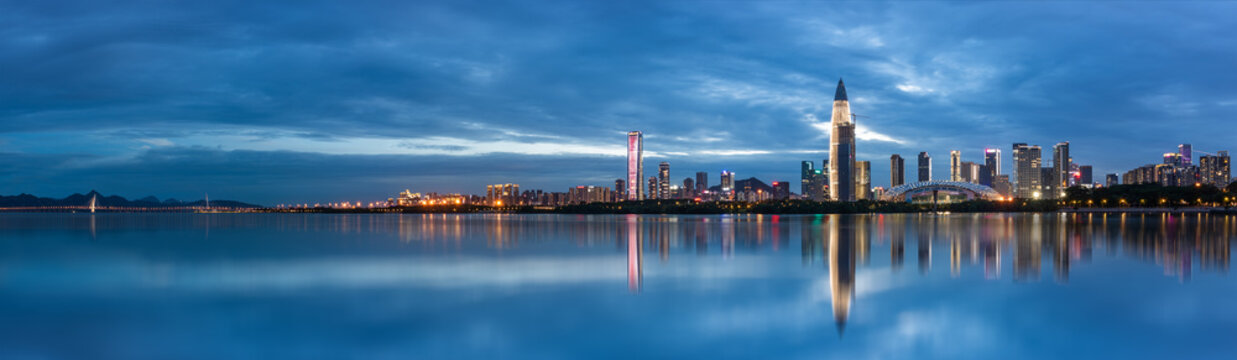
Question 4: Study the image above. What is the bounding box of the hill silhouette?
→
[0,190,263,208]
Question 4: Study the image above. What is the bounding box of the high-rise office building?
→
[1079,165,1092,186]
[828,79,856,202]
[958,161,982,184]
[918,152,931,182]
[984,148,1000,186]
[1163,152,1182,166]
[809,169,827,201]
[720,171,735,199]
[950,151,962,181]
[1013,143,1042,199]
[856,161,871,200]
[614,179,625,198]
[647,177,658,199]
[626,131,643,200]
[1106,174,1119,187]
[695,171,708,194]
[1052,142,1070,197]
[682,177,694,198]
[1200,151,1231,187]
[890,154,905,188]
[1040,167,1055,198]
[658,162,670,199]
[1179,144,1193,167]
[486,184,520,206]
[801,161,815,195]
[977,164,992,186]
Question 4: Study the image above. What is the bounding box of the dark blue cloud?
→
[2,0,1236,202]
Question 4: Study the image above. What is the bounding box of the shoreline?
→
[6,207,1235,215]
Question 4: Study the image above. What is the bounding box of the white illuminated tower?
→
[828,79,855,202]
[626,131,643,200]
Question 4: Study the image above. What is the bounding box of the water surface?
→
[0,213,1233,359]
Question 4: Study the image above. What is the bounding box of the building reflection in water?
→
[827,215,856,335]
[627,215,642,294]
[369,212,1233,323]
[917,214,931,274]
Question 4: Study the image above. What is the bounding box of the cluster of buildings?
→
[620,133,793,203]
[389,189,475,207]
[1121,144,1231,188]
[378,80,1233,208]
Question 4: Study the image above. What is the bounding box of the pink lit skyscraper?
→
[626,131,643,200]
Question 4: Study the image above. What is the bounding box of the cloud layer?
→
[2,1,1236,203]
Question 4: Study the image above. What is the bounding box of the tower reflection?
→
[827,215,856,335]
[627,215,642,294]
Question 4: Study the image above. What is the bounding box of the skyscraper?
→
[614,179,625,198]
[1013,143,1042,199]
[918,152,931,182]
[1052,142,1070,197]
[1040,167,1055,197]
[828,79,856,202]
[808,169,827,201]
[720,171,735,199]
[856,161,871,200]
[950,150,962,181]
[695,171,708,194]
[626,131,643,200]
[890,154,905,188]
[1079,165,1092,186]
[647,177,658,199]
[801,161,815,196]
[1200,151,1231,187]
[959,161,980,183]
[682,177,694,198]
[1179,144,1193,167]
[984,148,1000,186]
[658,162,670,199]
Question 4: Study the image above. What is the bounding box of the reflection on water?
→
[0,213,1233,359]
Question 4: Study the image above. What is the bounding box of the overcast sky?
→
[2,0,1236,204]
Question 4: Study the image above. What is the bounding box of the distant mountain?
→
[0,190,263,208]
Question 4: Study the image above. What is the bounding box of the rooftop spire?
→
[834,78,848,101]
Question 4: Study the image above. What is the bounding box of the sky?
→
[2,0,1236,205]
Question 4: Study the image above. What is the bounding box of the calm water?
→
[0,213,1234,359]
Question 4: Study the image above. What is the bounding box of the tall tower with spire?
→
[828,79,856,202]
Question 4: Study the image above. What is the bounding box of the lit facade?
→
[1052,142,1070,198]
[486,183,520,206]
[828,79,856,202]
[658,162,670,199]
[1200,151,1231,187]
[984,148,1000,187]
[1179,144,1193,166]
[856,161,871,200]
[568,185,611,204]
[1012,143,1042,199]
[626,131,643,200]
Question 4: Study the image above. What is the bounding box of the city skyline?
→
[2,1,1237,204]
